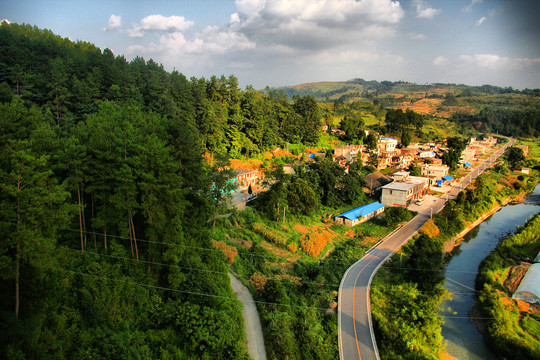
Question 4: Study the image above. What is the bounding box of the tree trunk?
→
[129,213,139,261]
[77,188,84,253]
[128,217,134,258]
[80,185,87,248]
[103,228,107,249]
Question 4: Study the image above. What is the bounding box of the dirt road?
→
[228,273,267,360]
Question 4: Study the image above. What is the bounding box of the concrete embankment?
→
[443,196,524,253]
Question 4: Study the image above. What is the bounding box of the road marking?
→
[352,254,379,359]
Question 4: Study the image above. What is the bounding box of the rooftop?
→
[336,202,385,221]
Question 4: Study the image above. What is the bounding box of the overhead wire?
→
[66,228,486,275]
[64,247,480,296]
[58,268,497,320]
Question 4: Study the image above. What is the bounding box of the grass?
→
[517,139,540,162]
[521,314,540,341]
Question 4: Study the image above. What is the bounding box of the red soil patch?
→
[261,241,300,263]
[515,299,532,312]
[229,159,258,170]
[294,224,310,234]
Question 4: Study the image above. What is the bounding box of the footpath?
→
[228,273,267,360]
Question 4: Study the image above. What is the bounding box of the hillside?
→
[275,79,540,120]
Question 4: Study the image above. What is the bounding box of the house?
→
[236,168,263,188]
[378,137,398,153]
[365,172,392,193]
[380,172,430,207]
[421,164,449,180]
[461,148,476,163]
[334,145,363,163]
[335,202,385,227]
[377,152,394,169]
[419,150,437,159]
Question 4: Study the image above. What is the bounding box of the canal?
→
[441,183,540,360]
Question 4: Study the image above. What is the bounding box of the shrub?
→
[212,240,238,264]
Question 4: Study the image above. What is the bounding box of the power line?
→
[57,268,495,320]
[65,247,479,296]
[66,228,269,260]
[64,248,341,288]
[66,228,485,274]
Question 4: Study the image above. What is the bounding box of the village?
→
[228,133,526,227]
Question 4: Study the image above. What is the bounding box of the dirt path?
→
[228,273,267,360]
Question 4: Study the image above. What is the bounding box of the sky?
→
[2,0,540,89]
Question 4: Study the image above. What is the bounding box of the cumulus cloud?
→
[433,56,448,66]
[414,0,441,19]
[127,25,255,65]
[231,0,404,50]
[104,15,121,31]
[128,15,194,37]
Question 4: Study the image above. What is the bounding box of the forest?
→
[1,21,540,359]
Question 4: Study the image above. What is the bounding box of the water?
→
[441,183,540,360]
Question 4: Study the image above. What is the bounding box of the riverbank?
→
[443,192,530,254]
[473,209,540,359]
[441,181,540,360]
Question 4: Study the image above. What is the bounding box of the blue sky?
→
[2,0,539,89]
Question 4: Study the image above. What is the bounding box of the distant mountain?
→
[273,79,537,102]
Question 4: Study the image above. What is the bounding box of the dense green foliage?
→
[476,214,540,359]
[0,22,324,160]
[452,106,540,138]
[0,23,252,359]
[382,206,414,228]
[256,158,368,220]
[371,233,447,359]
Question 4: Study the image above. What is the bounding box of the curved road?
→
[338,138,514,360]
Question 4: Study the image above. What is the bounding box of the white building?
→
[421,164,449,180]
[378,137,398,153]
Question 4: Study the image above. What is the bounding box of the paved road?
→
[338,138,514,360]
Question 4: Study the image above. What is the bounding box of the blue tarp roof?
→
[443,175,454,181]
[337,202,384,221]
[309,153,315,158]
[464,162,471,167]
[436,180,443,186]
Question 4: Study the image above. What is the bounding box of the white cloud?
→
[184,26,256,54]
[475,16,487,26]
[232,0,404,50]
[104,15,121,31]
[433,56,448,66]
[1,19,12,25]
[128,15,194,37]
[414,0,441,19]
[434,54,540,71]
[462,0,482,13]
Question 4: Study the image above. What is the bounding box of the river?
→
[441,183,540,360]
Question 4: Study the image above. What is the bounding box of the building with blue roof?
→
[335,202,385,227]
